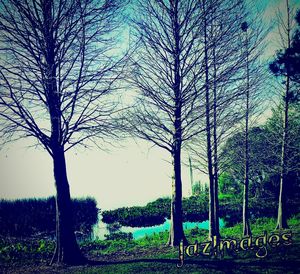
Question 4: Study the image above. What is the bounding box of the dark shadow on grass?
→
[86,257,300,273]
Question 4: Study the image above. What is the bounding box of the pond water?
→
[92,218,225,240]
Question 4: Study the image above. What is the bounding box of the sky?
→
[0,0,300,211]
[0,138,180,210]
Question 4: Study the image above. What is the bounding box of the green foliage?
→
[191,181,200,195]
[265,104,300,175]
[1,216,299,269]
[0,197,98,237]
[102,195,211,226]
[101,194,244,228]
[80,239,110,253]
[220,127,275,192]
[104,232,133,241]
[219,173,241,195]
[101,190,299,228]
[220,105,300,212]
[263,104,300,203]
[191,181,208,196]
[106,222,122,234]
[0,238,55,262]
[270,9,300,88]
[135,231,169,247]
[102,198,170,227]
[182,195,209,222]
[73,197,99,235]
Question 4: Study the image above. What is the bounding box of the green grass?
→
[1,216,299,273]
[70,262,225,274]
[2,215,298,259]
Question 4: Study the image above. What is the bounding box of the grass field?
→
[0,216,299,273]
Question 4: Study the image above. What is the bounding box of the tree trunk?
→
[51,146,86,264]
[41,0,86,264]
[243,181,251,236]
[167,150,187,246]
[167,0,186,247]
[243,28,252,237]
[276,76,290,230]
[189,156,194,196]
[203,0,219,241]
[212,40,220,239]
[243,109,251,236]
[276,0,290,230]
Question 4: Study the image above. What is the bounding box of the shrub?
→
[0,197,99,237]
[104,232,133,241]
[102,198,170,227]
[101,193,300,228]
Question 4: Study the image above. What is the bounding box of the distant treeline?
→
[0,197,98,237]
[102,194,299,227]
[101,196,211,226]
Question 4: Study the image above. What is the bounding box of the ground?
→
[1,217,299,273]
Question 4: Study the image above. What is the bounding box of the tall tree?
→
[201,0,218,241]
[127,0,205,246]
[220,107,300,211]
[188,0,266,241]
[239,14,266,236]
[269,0,297,230]
[189,0,248,240]
[241,21,252,237]
[0,0,124,264]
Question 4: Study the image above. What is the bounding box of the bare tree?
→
[240,20,254,237]
[269,0,298,230]
[187,0,248,241]
[0,0,125,264]
[126,0,206,246]
[205,0,267,240]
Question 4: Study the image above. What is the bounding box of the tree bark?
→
[276,0,291,230]
[243,28,252,237]
[167,149,187,246]
[203,0,219,241]
[167,0,186,246]
[189,156,194,196]
[42,0,85,263]
[276,75,290,230]
[212,40,220,239]
[51,146,86,265]
[243,112,251,236]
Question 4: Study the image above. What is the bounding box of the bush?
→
[0,197,99,237]
[182,195,209,222]
[0,237,55,262]
[102,196,210,226]
[104,232,133,241]
[101,193,300,228]
[102,198,170,227]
